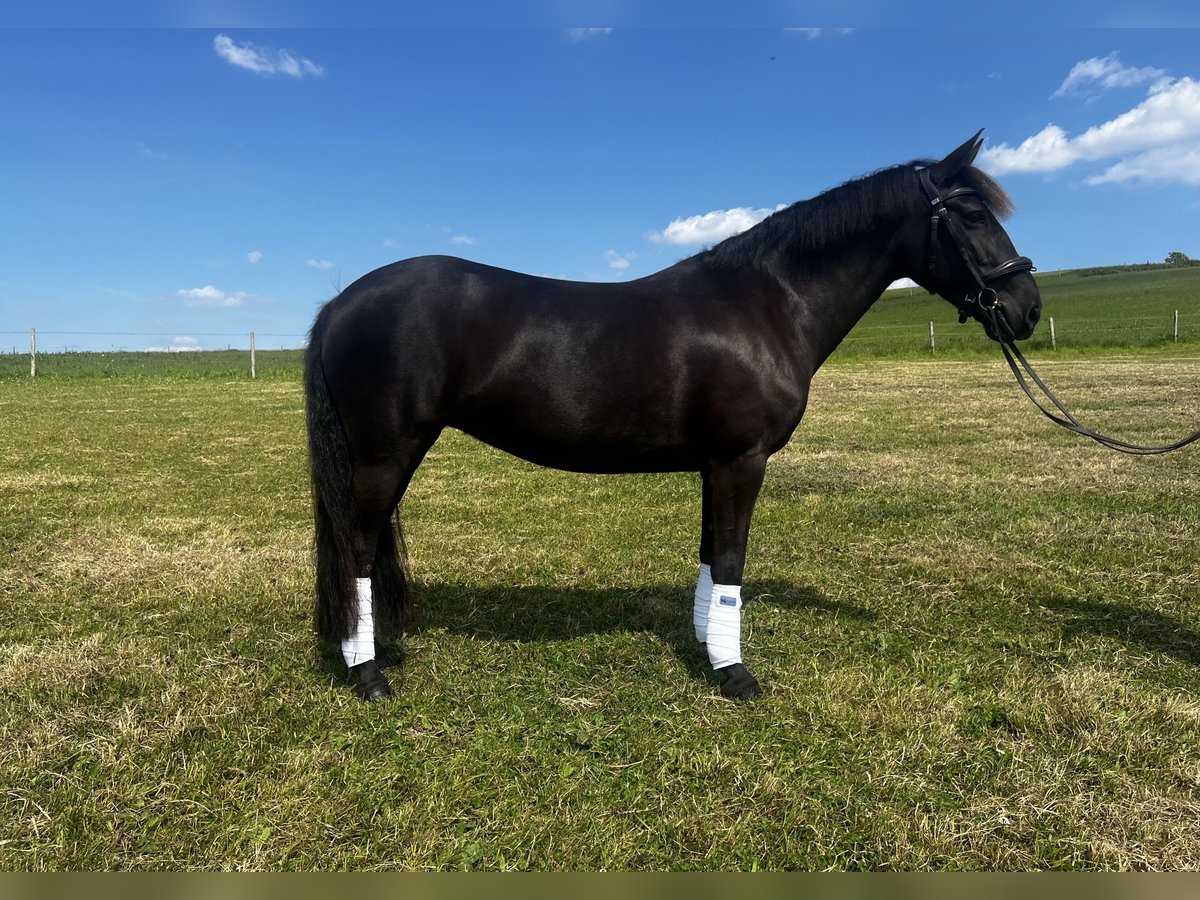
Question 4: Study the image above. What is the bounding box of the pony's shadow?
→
[1042,594,1200,668]
[390,578,875,683]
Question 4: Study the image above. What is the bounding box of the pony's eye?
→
[964,211,989,227]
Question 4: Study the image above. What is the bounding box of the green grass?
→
[0,349,304,381]
[2,347,1199,870]
[842,266,1200,357]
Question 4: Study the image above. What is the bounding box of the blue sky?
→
[2,27,1199,352]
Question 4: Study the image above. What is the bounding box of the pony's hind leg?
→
[343,430,440,701]
[368,429,439,659]
[341,457,405,700]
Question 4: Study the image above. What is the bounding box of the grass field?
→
[846,265,1200,356]
[0,349,305,382]
[2,340,1198,869]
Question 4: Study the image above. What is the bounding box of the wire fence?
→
[836,311,1189,357]
[0,330,306,379]
[0,310,1193,378]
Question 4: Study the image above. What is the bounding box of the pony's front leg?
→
[702,453,767,700]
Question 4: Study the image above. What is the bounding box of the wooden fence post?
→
[250,331,256,379]
[928,321,935,353]
[1175,310,1180,343]
[30,328,36,378]
[1049,316,1056,351]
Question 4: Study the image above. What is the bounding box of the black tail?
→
[304,303,409,644]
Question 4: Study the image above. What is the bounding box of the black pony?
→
[304,132,1042,701]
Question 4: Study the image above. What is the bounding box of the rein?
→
[919,167,1200,456]
[985,304,1200,456]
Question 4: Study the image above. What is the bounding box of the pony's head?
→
[912,131,1042,342]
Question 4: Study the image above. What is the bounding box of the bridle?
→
[919,166,1200,456]
[918,166,1035,326]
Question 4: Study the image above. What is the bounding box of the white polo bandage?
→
[693,563,713,642]
[340,577,375,668]
[706,583,742,669]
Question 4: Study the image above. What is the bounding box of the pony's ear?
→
[929,129,985,183]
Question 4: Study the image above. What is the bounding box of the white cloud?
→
[978,124,1078,174]
[604,250,636,270]
[566,28,612,42]
[437,226,475,245]
[214,34,324,78]
[1086,145,1200,185]
[246,250,263,263]
[979,75,1200,185]
[1054,52,1167,97]
[649,204,786,246]
[148,336,203,352]
[1074,77,1200,157]
[306,258,335,269]
[137,141,167,160]
[177,285,248,307]
[785,28,854,39]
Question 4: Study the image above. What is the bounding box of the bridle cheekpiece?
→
[918,166,1035,326]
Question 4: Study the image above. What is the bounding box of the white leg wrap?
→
[706,583,742,670]
[340,577,375,668]
[693,563,713,642]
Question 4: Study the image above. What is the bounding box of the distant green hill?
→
[840,264,1200,357]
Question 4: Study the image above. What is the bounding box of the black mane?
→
[703,161,1014,268]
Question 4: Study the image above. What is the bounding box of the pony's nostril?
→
[1027,306,1041,327]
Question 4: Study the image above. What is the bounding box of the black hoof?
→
[349,660,393,701]
[717,663,762,701]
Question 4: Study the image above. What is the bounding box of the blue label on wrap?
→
[719,595,737,607]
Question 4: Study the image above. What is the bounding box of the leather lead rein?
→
[919,166,1199,456]
[993,307,1200,456]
